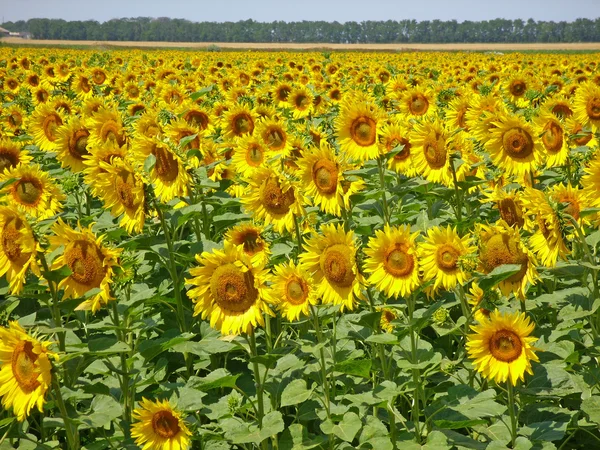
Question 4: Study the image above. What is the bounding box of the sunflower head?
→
[466,310,539,386]
[131,398,191,450]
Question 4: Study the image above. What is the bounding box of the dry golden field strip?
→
[2,36,600,50]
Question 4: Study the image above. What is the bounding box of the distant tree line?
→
[2,17,600,43]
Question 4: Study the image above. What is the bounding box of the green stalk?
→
[377,156,390,224]
[293,214,303,253]
[52,375,79,450]
[507,382,518,448]
[39,254,65,352]
[111,302,131,428]
[449,156,463,225]
[407,295,422,443]
[248,328,268,450]
[310,304,331,418]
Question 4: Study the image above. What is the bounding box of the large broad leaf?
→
[477,264,522,291]
[581,396,600,425]
[280,379,313,407]
[221,411,284,444]
[332,359,372,378]
[320,412,363,442]
[280,423,327,450]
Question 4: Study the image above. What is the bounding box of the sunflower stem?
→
[247,327,269,450]
[449,155,463,225]
[52,375,79,450]
[293,214,303,253]
[506,381,518,448]
[111,301,131,429]
[310,304,331,419]
[407,294,422,444]
[377,156,390,224]
[39,253,65,352]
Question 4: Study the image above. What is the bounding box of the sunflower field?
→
[1,47,600,450]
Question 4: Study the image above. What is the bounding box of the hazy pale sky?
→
[1,0,599,23]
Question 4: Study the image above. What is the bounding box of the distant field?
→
[2,37,600,50]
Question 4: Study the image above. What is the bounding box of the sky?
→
[1,0,599,24]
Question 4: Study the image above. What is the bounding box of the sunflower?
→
[288,85,314,119]
[94,158,146,234]
[49,219,122,313]
[186,241,274,335]
[0,164,64,220]
[255,117,292,156]
[29,103,64,152]
[466,282,492,324]
[466,310,539,386]
[131,398,191,450]
[411,118,452,185]
[0,207,41,294]
[521,188,569,267]
[134,110,163,139]
[445,94,473,132]
[398,86,436,119]
[482,187,526,228]
[544,94,574,119]
[178,102,214,133]
[54,117,91,172]
[477,221,538,299]
[31,87,50,106]
[485,114,543,178]
[0,138,32,173]
[83,141,129,197]
[533,111,568,168]
[548,182,589,228]
[221,104,256,141]
[419,225,476,293]
[231,135,272,179]
[379,121,416,177]
[299,223,365,311]
[242,167,304,234]
[0,322,55,422]
[132,137,190,202]
[272,81,293,107]
[363,224,420,299]
[3,105,26,136]
[224,222,270,267]
[335,94,383,162]
[72,72,94,99]
[87,106,128,148]
[296,140,346,216]
[565,116,597,148]
[573,81,600,132]
[379,307,399,333]
[164,117,201,151]
[267,260,318,321]
[504,75,529,107]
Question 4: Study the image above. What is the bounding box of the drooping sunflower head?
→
[49,219,122,313]
[0,321,55,421]
[29,103,64,152]
[335,93,383,162]
[482,187,526,228]
[221,103,256,140]
[256,117,291,155]
[0,138,32,173]
[186,241,274,335]
[380,121,416,176]
[242,167,304,234]
[466,309,539,386]
[411,118,452,185]
[224,222,270,267]
[0,206,40,294]
[131,398,191,450]
[54,117,91,172]
[0,164,64,220]
[299,223,365,311]
[573,81,600,132]
[476,221,538,298]
[363,224,420,299]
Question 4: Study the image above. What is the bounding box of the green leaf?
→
[221,411,284,444]
[333,359,372,378]
[320,412,362,442]
[144,153,156,172]
[519,421,567,442]
[280,379,313,407]
[280,423,327,450]
[179,133,198,148]
[581,396,600,425]
[139,333,195,360]
[190,369,240,391]
[477,264,521,291]
[79,395,122,429]
[190,84,214,100]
